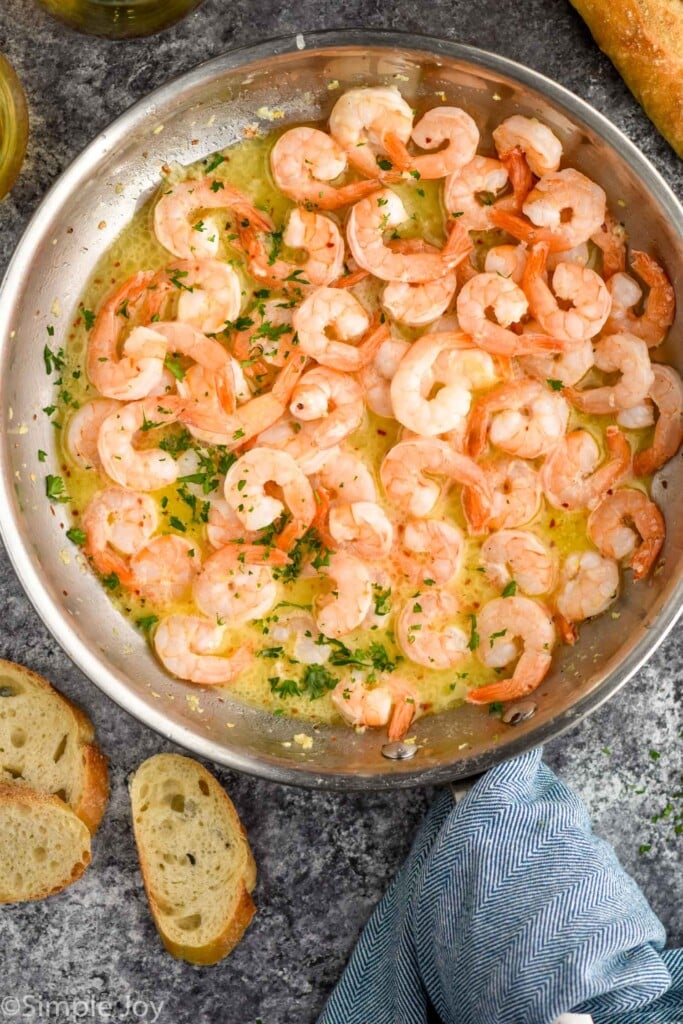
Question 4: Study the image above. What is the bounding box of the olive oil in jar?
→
[36,0,204,39]
[0,54,28,201]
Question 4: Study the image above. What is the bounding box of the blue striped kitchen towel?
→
[317,748,683,1024]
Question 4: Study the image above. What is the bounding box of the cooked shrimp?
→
[456,273,560,356]
[390,332,497,436]
[590,211,627,279]
[97,396,187,492]
[466,596,555,704]
[86,273,167,400]
[480,529,556,595]
[206,499,252,549]
[541,426,631,511]
[395,518,464,586]
[358,336,411,417]
[546,242,590,272]
[443,156,509,231]
[633,365,683,476]
[176,361,247,445]
[153,177,272,260]
[153,614,250,685]
[397,590,468,669]
[240,209,345,289]
[164,259,242,334]
[463,457,541,534]
[193,544,287,624]
[328,501,393,559]
[518,337,594,387]
[331,678,393,730]
[331,678,421,740]
[484,244,527,284]
[380,438,492,518]
[566,333,654,413]
[315,551,373,637]
[492,115,562,178]
[66,398,120,471]
[293,286,389,371]
[151,320,235,379]
[382,241,459,325]
[617,402,655,430]
[384,106,479,179]
[522,243,612,343]
[556,551,619,622]
[318,451,377,504]
[605,251,675,347]
[224,447,315,539]
[491,168,606,252]
[467,378,569,459]
[346,189,470,283]
[181,352,306,448]
[328,86,414,178]
[289,367,364,448]
[588,489,665,580]
[256,417,340,475]
[81,487,158,583]
[270,126,381,209]
[232,298,295,371]
[129,535,198,605]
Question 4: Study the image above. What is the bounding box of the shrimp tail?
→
[313,179,383,210]
[443,220,474,266]
[554,612,578,646]
[490,209,567,253]
[466,651,551,704]
[311,486,338,552]
[358,317,391,367]
[383,132,413,171]
[331,267,371,289]
[499,148,534,211]
[387,696,416,741]
[590,212,627,279]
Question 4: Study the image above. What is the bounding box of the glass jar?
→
[36,0,205,39]
[0,54,28,201]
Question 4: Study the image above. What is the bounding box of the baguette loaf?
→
[0,659,109,834]
[0,784,91,903]
[569,0,683,157]
[130,753,256,965]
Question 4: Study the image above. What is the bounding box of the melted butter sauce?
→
[54,128,654,728]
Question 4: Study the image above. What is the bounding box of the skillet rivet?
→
[502,702,538,726]
[381,741,419,760]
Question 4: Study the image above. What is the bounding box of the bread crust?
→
[569,0,683,157]
[0,784,91,903]
[0,658,109,834]
[130,753,257,965]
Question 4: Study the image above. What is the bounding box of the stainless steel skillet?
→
[0,30,681,788]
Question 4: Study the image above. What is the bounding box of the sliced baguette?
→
[129,753,256,966]
[0,784,91,903]
[569,0,683,157]
[0,659,109,834]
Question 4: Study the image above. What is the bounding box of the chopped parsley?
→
[136,615,159,632]
[43,345,65,375]
[372,583,392,617]
[501,580,517,598]
[467,614,480,651]
[65,527,86,546]
[164,354,186,381]
[546,378,564,391]
[45,475,69,503]
[204,153,225,173]
[81,306,96,330]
